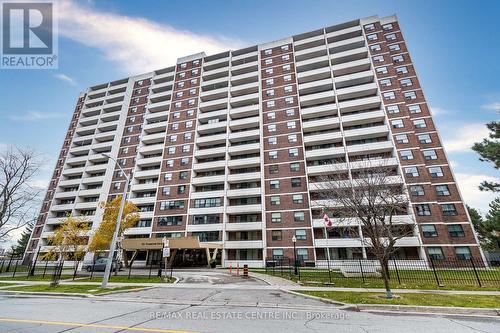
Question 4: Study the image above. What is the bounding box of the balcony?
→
[197,121,227,134]
[225,222,263,231]
[302,116,339,132]
[296,66,331,84]
[198,109,227,121]
[341,110,385,126]
[294,45,328,61]
[196,133,227,146]
[224,240,263,249]
[226,204,262,214]
[332,58,371,77]
[330,46,368,65]
[303,131,342,145]
[229,129,260,142]
[124,226,152,236]
[300,103,337,119]
[226,187,262,198]
[191,174,225,184]
[349,157,399,170]
[229,92,259,108]
[334,70,374,89]
[200,87,228,101]
[194,146,226,158]
[229,104,260,119]
[81,176,105,184]
[229,116,259,130]
[192,160,226,171]
[186,223,223,232]
[299,90,336,108]
[85,162,110,173]
[227,156,260,168]
[141,132,165,145]
[230,81,259,97]
[338,95,381,113]
[74,201,99,210]
[346,140,394,154]
[133,168,161,179]
[136,155,162,166]
[329,35,365,53]
[199,98,228,112]
[188,206,224,215]
[147,100,170,112]
[305,146,345,160]
[138,143,164,155]
[129,196,157,206]
[314,238,363,247]
[143,120,168,133]
[343,124,389,140]
[58,178,81,187]
[227,171,261,183]
[307,163,348,175]
[191,190,224,199]
[336,82,378,101]
[130,182,158,192]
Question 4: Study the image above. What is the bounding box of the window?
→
[270,196,280,205]
[191,69,198,75]
[164,173,172,181]
[194,198,221,208]
[292,194,303,204]
[175,102,181,108]
[281,54,290,61]
[284,85,293,93]
[410,185,425,196]
[409,105,422,114]
[418,134,432,144]
[288,134,297,143]
[395,134,409,144]
[166,160,174,168]
[290,162,300,172]
[265,68,273,75]
[178,82,185,88]
[396,66,408,74]
[168,147,176,155]
[387,105,400,114]
[271,212,282,223]
[392,55,404,63]
[269,165,279,174]
[413,119,426,128]
[266,89,275,97]
[283,64,291,71]
[270,180,280,189]
[380,78,392,87]
[455,247,471,260]
[429,166,443,178]
[389,44,401,51]
[173,112,180,119]
[184,132,192,140]
[272,230,282,241]
[297,249,308,260]
[269,151,278,159]
[422,225,438,238]
[182,145,190,153]
[127,126,133,133]
[188,99,195,106]
[281,44,289,51]
[383,91,396,100]
[172,123,179,130]
[186,120,193,128]
[295,229,306,240]
[189,88,196,95]
[441,203,458,216]
[264,48,272,55]
[122,147,129,154]
[370,44,381,51]
[157,216,183,226]
[265,58,272,65]
[187,109,195,116]
[176,91,183,98]
[113,182,121,190]
[181,158,189,166]
[294,211,305,222]
[373,55,384,62]
[367,33,378,41]
[286,108,295,117]
[159,200,185,210]
[400,150,414,160]
[289,148,299,157]
[400,78,412,87]
[382,23,393,30]
[272,249,284,258]
[423,150,437,160]
[385,33,397,41]
[180,62,187,69]
[364,23,375,31]
[404,91,417,100]
[405,166,419,177]
[268,137,277,145]
[285,96,294,104]
[435,185,450,196]
[287,121,296,129]
[179,171,189,179]
[416,204,431,216]
[376,66,388,74]
[266,78,274,86]
[266,112,276,121]
[291,178,301,187]
[193,59,199,65]
[391,119,404,128]
[170,135,177,142]
[162,186,170,196]
[428,247,444,260]
[266,100,275,108]
[284,74,292,82]
[448,224,465,237]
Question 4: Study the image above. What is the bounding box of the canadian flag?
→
[323,212,333,228]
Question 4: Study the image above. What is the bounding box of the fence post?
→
[393,259,401,285]
[6,256,13,272]
[148,259,153,279]
[90,260,95,280]
[170,262,173,280]
[43,261,48,278]
[470,258,482,287]
[359,259,365,283]
[128,263,132,279]
[430,257,441,287]
[0,260,4,273]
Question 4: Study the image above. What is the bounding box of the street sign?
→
[162,248,170,258]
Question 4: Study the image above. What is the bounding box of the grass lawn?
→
[0,275,75,281]
[298,291,500,308]
[0,282,18,287]
[253,269,500,291]
[2,284,147,295]
[83,275,175,283]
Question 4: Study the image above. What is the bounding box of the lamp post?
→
[101,153,131,288]
[292,235,298,275]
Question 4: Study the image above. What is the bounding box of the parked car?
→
[83,258,123,272]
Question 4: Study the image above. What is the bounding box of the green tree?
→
[472,120,499,192]
[467,206,487,245]
[12,221,33,255]
[483,198,500,250]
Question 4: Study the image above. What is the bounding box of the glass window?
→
[428,247,444,260]
[392,55,404,63]
[404,166,419,177]
[294,211,305,222]
[413,119,426,128]
[265,68,273,75]
[284,85,293,93]
[272,230,282,241]
[268,137,277,145]
[422,225,438,238]
[283,64,291,71]
[168,147,176,155]
[266,100,275,108]
[266,89,275,96]
[376,66,388,74]
[270,180,280,189]
[287,121,296,129]
[284,74,292,81]
[286,108,295,117]
[435,185,450,196]
[271,212,281,223]
[292,194,303,204]
[182,145,190,153]
[370,44,381,51]
[410,185,425,196]
[269,165,279,174]
[270,196,280,205]
[409,105,422,114]
[448,224,465,237]
[290,162,300,172]
[297,249,308,260]
[423,150,437,160]
[418,134,432,144]
[272,249,283,258]
[166,160,174,167]
[404,91,417,100]
[389,44,401,51]
[383,91,396,100]
[269,151,278,159]
[455,247,471,260]
[429,166,443,177]
[391,119,404,128]
[441,204,458,216]
[400,78,412,87]
[387,105,400,114]
[265,58,272,65]
[373,55,384,62]
[385,33,397,41]
[291,178,301,187]
[396,66,408,74]
[281,45,289,51]
[367,33,378,41]
[264,48,272,55]
[164,173,172,181]
[288,134,297,143]
[281,54,290,61]
[268,124,276,132]
[267,112,276,120]
[289,148,299,157]
[364,23,375,31]
[382,23,393,30]
[400,150,414,160]
[266,78,274,86]
[416,204,431,216]
[285,96,294,104]
[380,78,391,87]
[395,134,409,144]
[295,229,306,240]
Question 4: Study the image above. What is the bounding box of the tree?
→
[472,120,499,192]
[483,198,500,250]
[467,206,487,245]
[41,216,91,262]
[12,220,34,255]
[0,146,42,241]
[316,162,414,299]
[88,196,139,256]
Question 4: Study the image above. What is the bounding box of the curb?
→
[0,285,152,298]
[286,290,500,317]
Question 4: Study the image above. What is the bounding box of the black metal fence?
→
[0,257,175,282]
[265,258,500,288]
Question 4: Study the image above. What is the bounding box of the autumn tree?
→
[316,162,414,299]
[472,120,499,192]
[88,196,139,258]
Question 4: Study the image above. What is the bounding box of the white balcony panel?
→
[331,57,371,76]
[329,36,365,51]
[226,204,262,214]
[62,166,85,176]
[192,160,226,172]
[191,175,225,185]
[229,104,260,118]
[197,121,227,134]
[74,202,98,210]
[299,90,335,107]
[341,110,385,125]
[81,176,105,184]
[85,162,110,173]
[231,50,258,61]
[305,147,345,159]
[51,203,75,211]
[294,34,325,47]
[129,196,156,205]
[225,222,263,231]
[130,183,159,192]
[294,44,328,58]
[136,156,162,166]
[124,227,152,236]
[198,109,228,120]
[326,25,362,38]
[139,143,164,154]
[343,124,389,140]
[348,157,398,170]
[228,129,260,142]
[336,82,378,100]
[58,178,81,187]
[194,146,226,158]
[54,190,78,199]
[229,116,259,130]
[186,224,223,232]
[302,117,339,132]
[188,206,224,215]
[225,240,263,249]
[133,169,161,179]
[300,103,337,119]
[338,95,381,113]
[227,172,261,183]
[141,132,165,144]
[147,100,170,112]
[226,187,262,198]
[307,163,348,176]
[228,142,260,155]
[196,133,228,145]
[45,217,66,225]
[191,190,225,199]
[346,141,393,154]
[78,188,103,197]
[199,98,228,112]
[297,66,331,84]
[227,157,261,168]
[314,238,363,248]
[230,92,259,106]
[303,131,342,145]
[144,121,168,133]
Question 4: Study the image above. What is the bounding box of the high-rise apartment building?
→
[24,15,484,267]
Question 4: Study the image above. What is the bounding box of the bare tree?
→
[0,146,42,241]
[315,161,414,298]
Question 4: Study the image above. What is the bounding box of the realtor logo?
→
[1,1,58,69]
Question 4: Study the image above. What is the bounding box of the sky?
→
[0,0,499,243]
